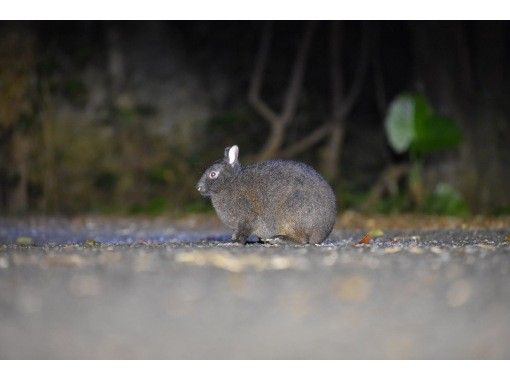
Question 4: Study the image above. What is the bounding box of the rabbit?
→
[196,145,336,244]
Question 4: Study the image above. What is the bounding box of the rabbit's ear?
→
[227,145,239,165]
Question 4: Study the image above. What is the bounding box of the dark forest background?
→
[1,21,509,216]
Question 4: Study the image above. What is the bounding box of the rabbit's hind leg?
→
[277,224,309,245]
[278,233,309,245]
[308,230,327,245]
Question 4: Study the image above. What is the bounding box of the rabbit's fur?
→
[197,145,336,244]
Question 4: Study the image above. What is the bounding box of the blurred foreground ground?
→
[0,214,509,359]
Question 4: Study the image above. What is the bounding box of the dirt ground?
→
[0,215,509,359]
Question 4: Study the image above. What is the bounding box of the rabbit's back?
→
[239,160,336,243]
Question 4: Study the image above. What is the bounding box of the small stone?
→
[368,229,385,238]
[16,236,33,246]
[85,239,99,247]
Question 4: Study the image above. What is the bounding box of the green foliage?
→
[339,177,469,216]
[94,171,118,191]
[385,93,430,153]
[382,93,464,214]
[413,115,462,154]
[339,187,413,215]
[493,206,510,215]
[373,193,413,214]
[145,197,169,215]
[385,93,462,155]
[62,80,88,107]
[423,183,469,216]
[16,236,34,246]
[185,199,213,214]
[338,188,368,210]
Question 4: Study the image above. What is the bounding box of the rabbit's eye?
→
[209,171,219,179]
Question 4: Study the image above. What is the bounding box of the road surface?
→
[0,217,509,358]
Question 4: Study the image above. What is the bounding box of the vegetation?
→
[0,21,509,216]
[381,93,465,215]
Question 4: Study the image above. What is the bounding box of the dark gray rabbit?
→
[197,145,336,244]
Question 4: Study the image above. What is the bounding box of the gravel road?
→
[1,217,509,359]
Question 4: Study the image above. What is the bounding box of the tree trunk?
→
[462,22,509,212]
[321,123,345,183]
[321,21,344,182]
[9,130,30,213]
[249,22,317,161]
[412,21,510,213]
[320,21,368,183]
[41,83,56,213]
[258,121,286,161]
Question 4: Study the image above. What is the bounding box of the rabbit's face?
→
[196,162,231,196]
[197,145,241,197]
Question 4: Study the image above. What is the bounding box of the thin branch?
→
[254,21,317,160]
[281,123,333,158]
[362,163,411,210]
[248,22,279,125]
[338,22,370,119]
[280,22,344,160]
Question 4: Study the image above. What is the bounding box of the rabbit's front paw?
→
[232,223,252,245]
[232,234,248,245]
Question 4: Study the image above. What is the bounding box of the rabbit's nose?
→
[197,185,203,192]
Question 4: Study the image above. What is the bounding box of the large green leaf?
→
[384,94,432,154]
[385,93,461,155]
[411,115,462,154]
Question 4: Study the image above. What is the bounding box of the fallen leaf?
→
[505,234,510,242]
[357,233,371,245]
